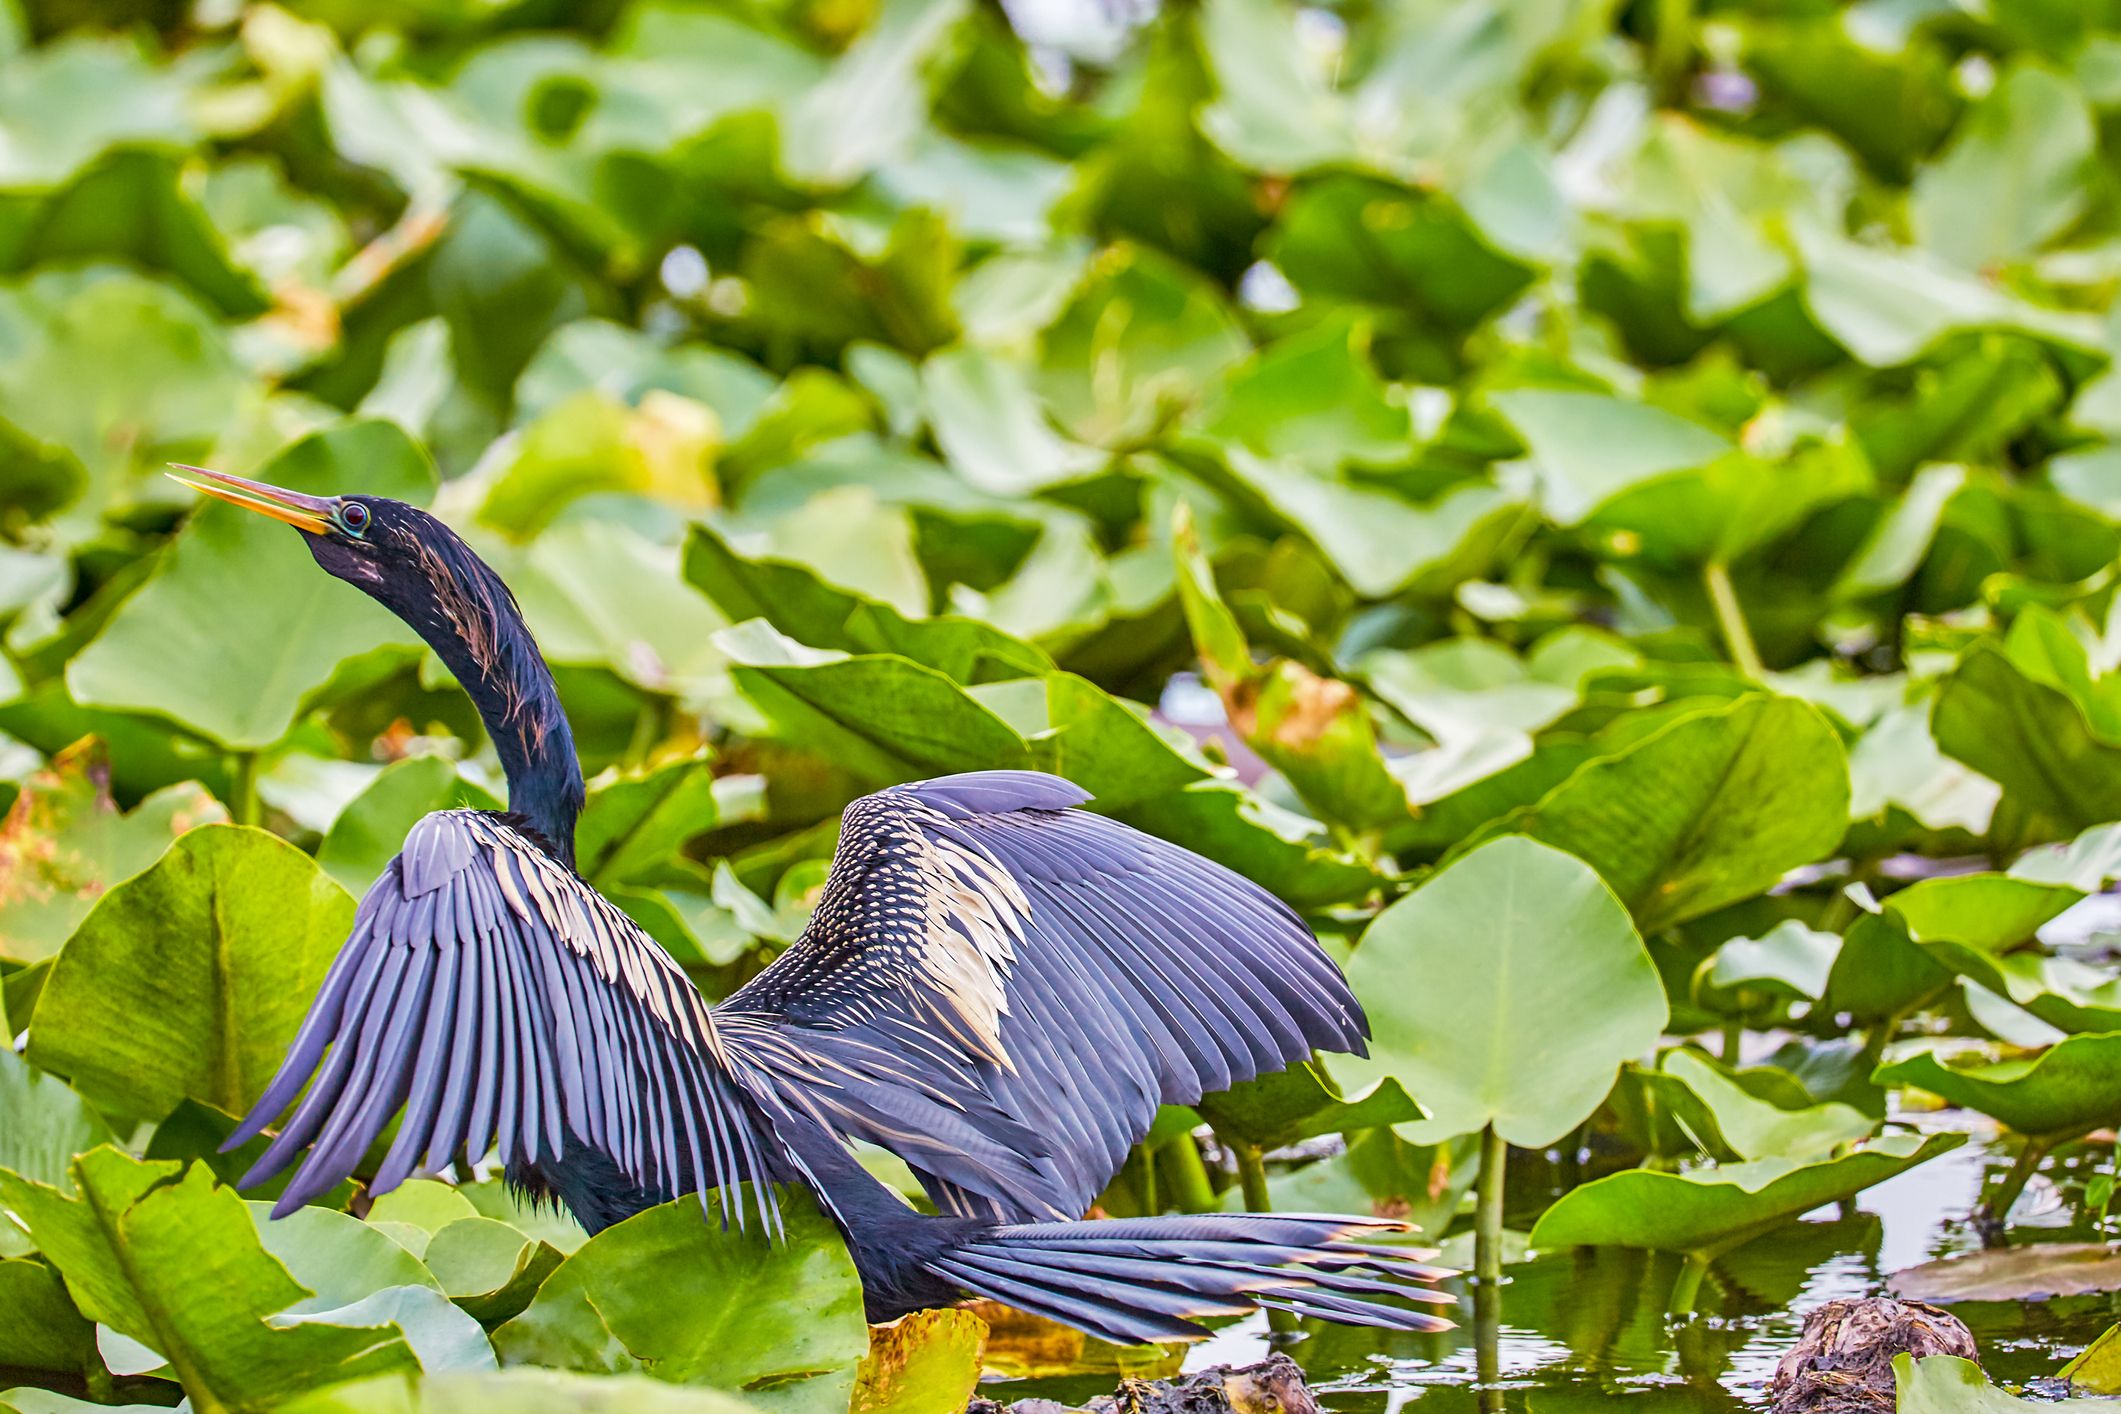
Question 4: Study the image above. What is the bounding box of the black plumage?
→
[176,466,1452,1342]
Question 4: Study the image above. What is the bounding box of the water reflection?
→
[998,1118,2121,1408]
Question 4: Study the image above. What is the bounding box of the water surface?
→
[1007,1116,2121,1408]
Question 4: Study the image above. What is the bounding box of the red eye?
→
[341,502,370,534]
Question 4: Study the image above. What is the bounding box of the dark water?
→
[1004,1116,2121,1408]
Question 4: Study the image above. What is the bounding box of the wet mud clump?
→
[968,1354,1320,1414]
[1768,1297,1980,1412]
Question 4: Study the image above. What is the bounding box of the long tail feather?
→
[925,1212,1456,1346]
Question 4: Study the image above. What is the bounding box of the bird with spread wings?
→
[175,465,1452,1345]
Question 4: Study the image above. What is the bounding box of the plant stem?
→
[1233,1140,1272,1213]
[1667,1251,1711,1317]
[1476,1124,1507,1286]
[1651,0,1692,96]
[1703,560,1764,679]
[1474,1274,1503,1409]
[1862,1001,1923,1066]
[1557,1121,1585,1190]
[1160,1133,1217,1213]
[624,694,672,768]
[1139,1139,1158,1214]
[228,752,260,827]
[1232,1141,1296,1332]
[1980,1135,2055,1244]
[1720,1015,1743,1065]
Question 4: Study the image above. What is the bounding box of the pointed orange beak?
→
[166,465,335,535]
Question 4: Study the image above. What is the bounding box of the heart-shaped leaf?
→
[1328,835,1666,1146]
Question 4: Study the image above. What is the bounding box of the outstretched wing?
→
[716,771,1367,1222]
[229,810,783,1232]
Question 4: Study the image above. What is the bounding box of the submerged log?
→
[968,1353,1319,1414]
[1767,1297,1980,1413]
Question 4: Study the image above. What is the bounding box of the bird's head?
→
[168,462,584,851]
[165,464,506,638]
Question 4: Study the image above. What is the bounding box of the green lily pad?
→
[683,523,1050,684]
[1112,781,1385,910]
[1173,514,1406,829]
[1473,695,1850,933]
[2061,1321,2121,1394]
[26,824,353,1122]
[1023,672,1212,812]
[1910,64,2095,274]
[17,150,270,318]
[1893,1354,2078,1411]
[1196,1060,1422,1151]
[419,1218,563,1325]
[274,1368,761,1414]
[459,1182,588,1258]
[1873,1034,2121,1139]
[0,267,249,521]
[923,344,1104,495]
[574,754,719,890]
[0,1257,93,1373]
[1662,1049,1876,1162]
[512,517,730,700]
[272,1285,495,1376]
[1492,389,1732,527]
[1211,450,1525,599]
[1267,174,1535,335]
[1794,223,2101,368]
[141,1101,354,1215]
[2010,820,2121,893]
[1847,701,1999,839]
[0,1049,114,1202]
[247,1206,442,1312]
[1697,921,1840,1009]
[715,620,1032,784]
[1036,245,1248,448]
[1194,315,1411,473]
[365,1183,482,1248]
[1934,641,2121,844]
[1826,872,2100,1034]
[1329,835,1666,1147]
[1528,1131,1964,1256]
[0,1150,417,1409]
[492,1189,867,1409]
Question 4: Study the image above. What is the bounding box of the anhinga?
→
[172,466,1453,1344]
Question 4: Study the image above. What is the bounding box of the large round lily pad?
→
[1328,835,1666,1147]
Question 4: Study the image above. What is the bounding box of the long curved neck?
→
[432,626,583,867]
[396,537,584,865]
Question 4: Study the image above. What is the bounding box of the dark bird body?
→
[174,466,1452,1344]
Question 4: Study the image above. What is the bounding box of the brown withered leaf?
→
[0,738,226,964]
